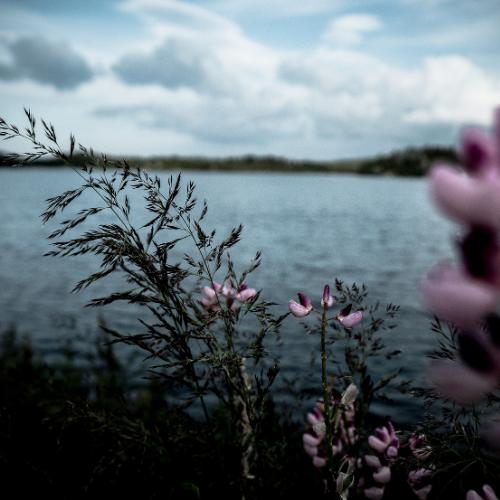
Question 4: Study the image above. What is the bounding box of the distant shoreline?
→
[0,145,458,177]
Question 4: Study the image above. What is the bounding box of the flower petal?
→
[458,330,499,373]
[467,491,486,500]
[332,437,343,455]
[307,412,321,425]
[414,484,432,500]
[303,433,322,447]
[303,444,318,457]
[313,422,326,436]
[408,468,432,483]
[339,311,363,329]
[386,446,398,458]
[429,164,500,229]
[428,360,496,403]
[483,485,500,500]
[204,286,217,299]
[289,300,311,318]
[298,292,312,310]
[365,455,382,468]
[312,455,326,468]
[422,264,500,327]
[236,288,256,303]
[338,303,352,319]
[373,466,391,484]
[460,127,498,174]
[369,436,388,453]
[459,227,500,285]
[364,486,385,500]
[341,383,358,406]
[376,427,391,444]
[201,297,220,311]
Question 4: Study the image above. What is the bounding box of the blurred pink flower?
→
[407,463,433,499]
[201,282,222,311]
[365,455,381,468]
[303,443,318,457]
[235,282,256,303]
[429,111,500,230]
[372,466,391,484]
[409,432,431,460]
[429,164,500,230]
[422,264,500,328]
[307,407,324,425]
[466,485,499,500]
[428,360,497,403]
[413,484,432,500]
[459,227,500,286]
[364,486,384,500]
[303,433,322,447]
[407,468,433,483]
[368,435,389,454]
[422,107,500,405]
[202,280,256,311]
[460,127,498,174]
[312,455,326,468]
[427,326,500,403]
[368,422,398,454]
[331,436,343,455]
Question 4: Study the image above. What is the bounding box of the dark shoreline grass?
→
[3,324,497,500]
[0,326,322,499]
[0,145,458,177]
[0,323,407,499]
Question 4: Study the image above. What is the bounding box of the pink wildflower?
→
[289,292,313,318]
[337,303,363,328]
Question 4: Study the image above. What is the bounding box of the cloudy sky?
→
[1,0,500,160]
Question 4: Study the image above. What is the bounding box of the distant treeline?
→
[0,145,458,177]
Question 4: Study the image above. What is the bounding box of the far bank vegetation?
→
[0,145,458,177]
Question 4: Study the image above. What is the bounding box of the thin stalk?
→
[321,306,335,494]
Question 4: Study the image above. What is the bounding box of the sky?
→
[1,0,500,160]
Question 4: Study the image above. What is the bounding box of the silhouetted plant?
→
[0,109,288,492]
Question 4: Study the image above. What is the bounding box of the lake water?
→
[0,167,459,424]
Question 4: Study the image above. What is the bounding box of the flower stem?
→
[321,307,335,493]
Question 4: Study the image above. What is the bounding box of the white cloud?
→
[402,56,500,125]
[322,14,382,47]
[206,0,341,17]
[1,0,500,160]
[119,0,241,39]
[99,1,500,156]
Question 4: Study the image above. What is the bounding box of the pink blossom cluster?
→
[303,399,358,472]
[407,433,433,500]
[422,107,500,403]
[289,285,362,327]
[201,280,256,311]
[363,424,432,500]
[363,422,400,500]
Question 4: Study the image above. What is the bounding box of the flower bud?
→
[341,383,358,406]
[322,284,334,310]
